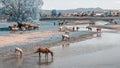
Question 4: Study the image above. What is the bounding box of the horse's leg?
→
[91,28,92,31]
[45,53,48,59]
[39,55,41,64]
[19,51,22,56]
[15,49,17,53]
[97,29,99,32]
[62,35,64,40]
[39,52,41,57]
[67,37,70,41]
[15,50,18,56]
[45,53,47,58]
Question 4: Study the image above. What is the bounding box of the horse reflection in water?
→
[16,56,23,66]
[38,57,53,65]
[62,42,70,48]
[96,32,101,37]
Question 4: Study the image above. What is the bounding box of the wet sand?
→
[102,25,120,30]
[0,30,63,47]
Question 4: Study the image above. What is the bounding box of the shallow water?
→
[0,20,59,35]
[0,20,109,35]
[0,28,120,68]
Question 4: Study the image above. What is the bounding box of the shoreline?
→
[0,29,63,47]
[0,29,96,60]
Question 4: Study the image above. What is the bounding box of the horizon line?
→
[42,7,120,10]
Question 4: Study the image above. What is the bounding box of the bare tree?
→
[0,0,43,22]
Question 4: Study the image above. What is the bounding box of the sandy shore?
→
[103,25,120,30]
[0,30,63,47]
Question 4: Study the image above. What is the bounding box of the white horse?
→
[15,47,23,57]
[62,34,70,40]
[59,27,63,31]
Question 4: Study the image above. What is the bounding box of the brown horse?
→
[89,22,95,26]
[28,25,39,30]
[9,25,19,32]
[86,26,92,31]
[32,25,39,30]
[58,21,64,26]
[96,27,102,32]
[23,23,31,30]
[34,47,53,58]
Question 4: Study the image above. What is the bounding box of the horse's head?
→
[50,51,54,57]
[34,48,39,53]
[8,26,11,28]
[46,48,54,57]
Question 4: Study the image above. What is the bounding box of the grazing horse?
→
[72,26,75,31]
[64,30,70,35]
[32,25,39,30]
[17,23,26,31]
[15,47,23,57]
[9,26,19,32]
[86,26,92,31]
[76,26,79,31]
[27,25,39,30]
[62,34,70,40]
[89,22,95,26]
[96,27,102,32]
[58,22,64,26]
[17,23,24,29]
[34,47,53,58]
[22,23,31,30]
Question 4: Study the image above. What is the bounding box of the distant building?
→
[111,12,120,16]
[94,13,104,17]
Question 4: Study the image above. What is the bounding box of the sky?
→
[42,0,120,10]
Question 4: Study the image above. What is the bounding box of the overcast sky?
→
[42,0,120,10]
